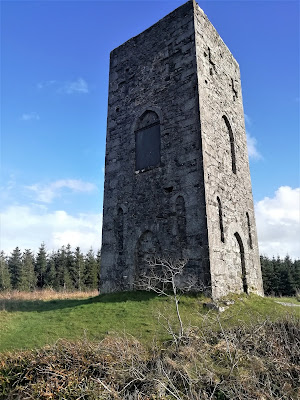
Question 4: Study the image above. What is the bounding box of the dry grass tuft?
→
[0,289,98,302]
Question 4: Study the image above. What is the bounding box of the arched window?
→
[217,196,225,243]
[116,207,124,254]
[135,110,161,171]
[246,212,253,249]
[176,196,187,244]
[234,232,248,293]
[222,115,236,174]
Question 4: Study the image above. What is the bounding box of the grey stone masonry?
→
[100,0,264,299]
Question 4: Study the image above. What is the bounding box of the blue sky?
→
[1,0,299,258]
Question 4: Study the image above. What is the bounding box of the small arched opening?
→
[217,196,225,243]
[246,212,253,249]
[222,115,236,174]
[135,230,160,281]
[135,110,161,171]
[234,232,248,294]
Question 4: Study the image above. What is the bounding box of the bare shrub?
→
[1,315,299,399]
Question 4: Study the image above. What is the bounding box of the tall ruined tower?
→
[101,0,263,299]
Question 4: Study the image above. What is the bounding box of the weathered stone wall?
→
[193,1,263,298]
[101,0,264,299]
[101,0,210,293]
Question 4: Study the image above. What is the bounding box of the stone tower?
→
[100,0,264,299]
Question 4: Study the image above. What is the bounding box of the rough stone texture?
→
[100,0,264,299]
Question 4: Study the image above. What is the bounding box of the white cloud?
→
[37,80,57,90]
[0,204,102,254]
[26,179,97,203]
[255,186,300,259]
[244,113,251,126]
[37,78,89,94]
[246,131,262,160]
[21,112,40,121]
[61,78,89,94]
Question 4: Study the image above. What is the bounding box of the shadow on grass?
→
[0,291,158,313]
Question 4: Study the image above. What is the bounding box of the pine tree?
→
[260,255,274,295]
[96,249,101,291]
[292,259,300,290]
[8,247,22,289]
[65,244,76,290]
[74,247,85,290]
[0,251,11,290]
[84,248,98,289]
[35,243,47,288]
[44,253,57,289]
[19,250,36,291]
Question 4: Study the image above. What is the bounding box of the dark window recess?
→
[222,115,236,174]
[117,208,124,253]
[176,196,187,244]
[234,232,248,294]
[217,196,225,243]
[246,212,253,249]
[135,111,161,171]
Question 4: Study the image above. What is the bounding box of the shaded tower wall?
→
[193,2,263,298]
[100,1,210,293]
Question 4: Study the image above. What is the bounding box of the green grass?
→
[0,291,299,353]
[269,296,300,305]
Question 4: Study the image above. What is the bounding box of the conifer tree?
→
[0,251,11,290]
[74,247,85,290]
[8,247,22,289]
[44,252,57,289]
[84,248,98,289]
[19,250,36,291]
[35,243,47,288]
[65,244,76,290]
[96,249,101,290]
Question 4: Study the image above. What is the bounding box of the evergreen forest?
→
[0,244,100,292]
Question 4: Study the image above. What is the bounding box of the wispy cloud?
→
[37,78,89,94]
[21,112,40,121]
[1,204,102,254]
[37,80,57,90]
[26,179,97,203]
[246,132,262,160]
[61,78,89,94]
[244,113,251,126]
[255,186,300,259]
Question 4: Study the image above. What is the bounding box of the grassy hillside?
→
[0,290,299,353]
[0,291,299,399]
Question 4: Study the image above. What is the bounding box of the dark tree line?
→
[260,255,300,296]
[1,246,299,296]
[0,243,100,291]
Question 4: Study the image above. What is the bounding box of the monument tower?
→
[100,0,264,299]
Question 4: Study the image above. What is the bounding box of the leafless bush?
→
[135,256,202,348]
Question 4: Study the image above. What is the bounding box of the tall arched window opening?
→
[176,196,187,244]
[246,212,253,249]
[217,196,225,243]
[234,232,248,294]
[222,115,236,174]
[116,208,124,254]
[135,110,161,171]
